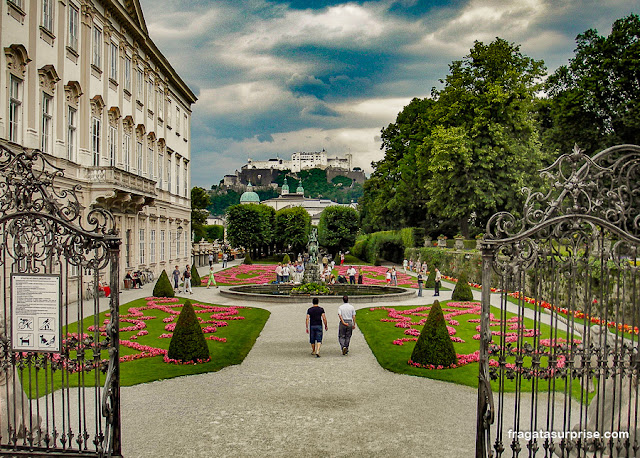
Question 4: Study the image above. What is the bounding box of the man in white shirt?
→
[347,266,357,284]
[338,295,356,355]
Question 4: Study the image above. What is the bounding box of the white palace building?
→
[245,149,352,173]
[1,0,197,296]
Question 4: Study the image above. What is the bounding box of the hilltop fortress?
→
[223,150,365,188]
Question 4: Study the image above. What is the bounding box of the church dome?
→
[240,182,260,204]
[296,184,304,194]
[281,177,290,195]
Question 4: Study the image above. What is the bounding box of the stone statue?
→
[308,228,319,265]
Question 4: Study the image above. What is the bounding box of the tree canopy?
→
[225,204,275,251]
[317,206,359,255]
[191,186,210,242]
[275,207,311,254]
[542,13,640,155]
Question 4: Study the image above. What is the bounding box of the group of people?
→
[172,265,194,294]
[403,258,429,275]
[274,261,305,283]
[306,295,356,357]
[124,271,143,289]
[321,264,363,285]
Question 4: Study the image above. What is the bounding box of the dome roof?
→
[240,182,260,204]
[281,177,290,194]
[296,184,304,194]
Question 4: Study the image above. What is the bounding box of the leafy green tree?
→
[542,14,640,155]
[225,204,275,258]
[275,207,311,254]
[204,225,224,242]
[318,206,359,254]
[191,186,210,242]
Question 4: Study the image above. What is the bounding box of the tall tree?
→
[317,206,359,255]
[543,14,640,155]
[226,204,273,255]
[275,207,311,254]
[191,186,210,242]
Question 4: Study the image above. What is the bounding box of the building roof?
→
[240,182,260,203]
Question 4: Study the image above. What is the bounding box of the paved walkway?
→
[118,264,479,457]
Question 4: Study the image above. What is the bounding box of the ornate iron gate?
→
[0,145,121,456]
[477,145,640,457]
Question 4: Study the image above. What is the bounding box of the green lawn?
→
[22,298,269,397]
[358,302,587,399]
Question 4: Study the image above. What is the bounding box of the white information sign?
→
[11,274,61,353]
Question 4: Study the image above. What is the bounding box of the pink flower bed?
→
[373,301,570,373]
[72,297,247,367]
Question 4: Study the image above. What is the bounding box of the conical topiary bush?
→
[167,300,210,363]
[243,253,253,265]
[425,269,436,288]
[283,253,291,264]
[410,300,457,368]
[153,270,175,298]
[191,264,202,287]
[451,271,473,301]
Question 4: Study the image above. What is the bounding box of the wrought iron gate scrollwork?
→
[477,144,640,457]
[0,144,121,457]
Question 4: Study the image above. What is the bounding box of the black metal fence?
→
[0,144,121,457]
[477,145,640,457]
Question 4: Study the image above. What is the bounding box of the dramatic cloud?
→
[139,0,637,188]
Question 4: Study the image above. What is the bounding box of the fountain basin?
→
[220,284,415,303]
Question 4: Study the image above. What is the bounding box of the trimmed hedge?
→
[167,300,210,363]
[191,264,202,287]
[410,300,457,367]
[451,271,474,301]
[153,270,175,298]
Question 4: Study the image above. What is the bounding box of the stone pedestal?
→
[303,263,322,283]
[454,238,464,250]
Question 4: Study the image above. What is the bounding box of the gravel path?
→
[119,269,479,457]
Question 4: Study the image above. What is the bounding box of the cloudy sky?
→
[138,0,637,188]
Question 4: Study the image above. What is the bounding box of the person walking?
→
[183,265,193,294]
[434,267,441,296]
[338,295,356,355]
[357,267,363,284]
[306,298,328,357]
[222,252,228,268]
[403,258,408,273]
[417,271,423,297]
[207,265,218,289]
[208,252,214,267]
[340,252,345,266]
[391,266,398,286]
[385,268,391,285]
[172,265,181,293]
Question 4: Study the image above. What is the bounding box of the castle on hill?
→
[222,150,365,188]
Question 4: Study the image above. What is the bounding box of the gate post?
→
[107,239,122,457]
[476,244,495,457]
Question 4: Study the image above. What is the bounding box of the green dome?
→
[281,177,290,194]
[240,182,260,204]
[296,184,304,194]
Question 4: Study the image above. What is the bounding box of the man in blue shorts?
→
[306,298,328,357]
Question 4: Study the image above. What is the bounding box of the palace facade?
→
[1,0,197,296]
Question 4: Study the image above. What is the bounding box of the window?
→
[123,133,131,172]
[110,43,118,80]
[183,164,188,197]
[42,0,54,31]
[158,89,164,119]
[136,69,143,100]
[136,141,143,174]
[167,158,172,192]
[150,230,156,263]
[176,231,181,256]
[9,76,22,143]
[183,114,188,140]
[176,161,180,195]
[92,26,102,68]
[160,230,165,261]
[9,0,23,8]
[176,106,180,134]
[147,79,154,112]
[91,117,101,166]
[41,94,53,153]
[158,154,163,189]
[184,234,188,258]
[108,126,117,166]
[167,99,172,125]
[139,229,145,264]
[148,146,154,179]
[67,107,77,161]
[124,57,131,92]
[68,4,79,50]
